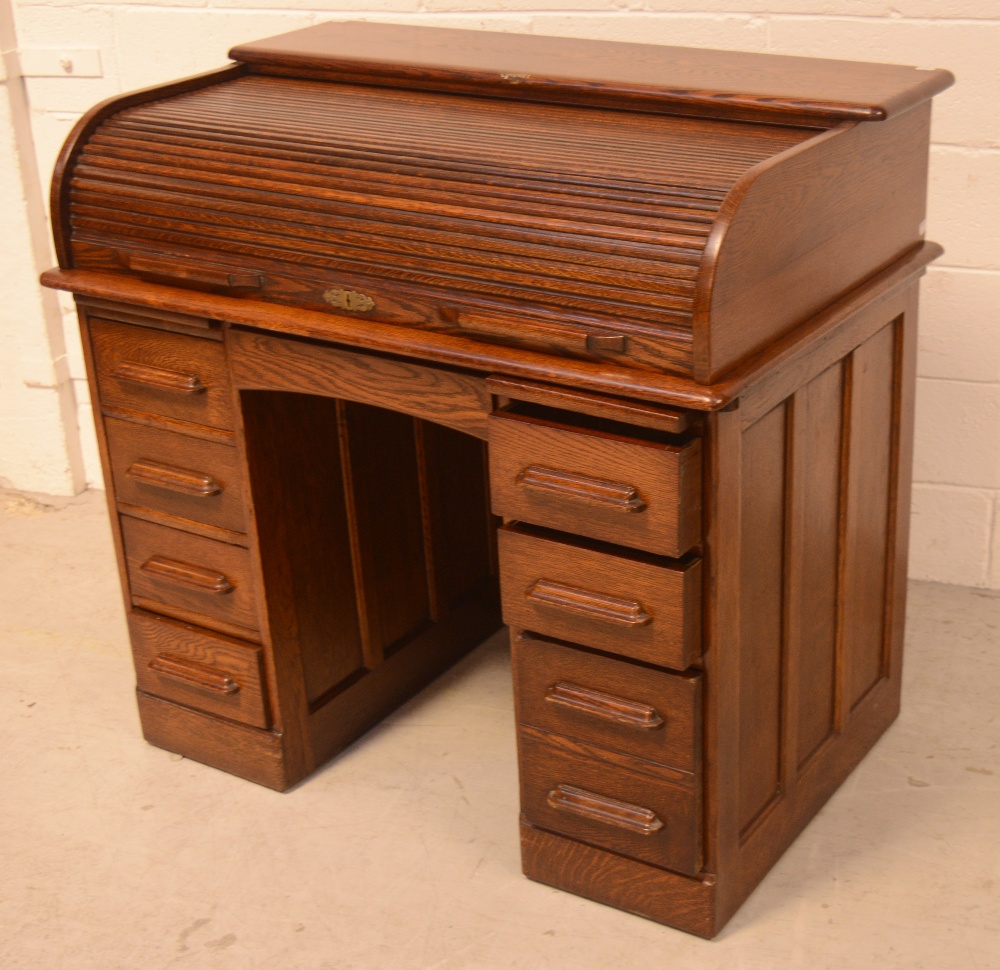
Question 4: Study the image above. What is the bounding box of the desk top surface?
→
[231,21,953,125]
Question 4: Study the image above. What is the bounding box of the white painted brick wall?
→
[3,1,997,588]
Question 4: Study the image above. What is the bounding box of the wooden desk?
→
[43,23,952,937]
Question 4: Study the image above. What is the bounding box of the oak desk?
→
[43,23,952,937]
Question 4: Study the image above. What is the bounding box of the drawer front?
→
[121,516,261,638]
[499,527,701,670]
[105,417,247,534]
[90,317,234,430]
[488,412,701,558]
[512,632,700,775]
[519,726,701,876]
[129,612,269,728]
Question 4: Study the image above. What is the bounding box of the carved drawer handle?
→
[148,653,239,694]
[516,465,646,513]
[547,784,664,835]
[140,555,234,594]
[526,579,651,626]
[545,681,665,730]
[126,253,263,291]
[126,459,222,497]
[112,361,206,395]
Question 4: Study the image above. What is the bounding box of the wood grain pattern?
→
[228,327,491,440]
[520,820,716,938]
[696,106,931,381]
[90,316,234,430]
[486,375,692,435]
[489,410,701,558]
[240,392,364,708]
[499,526,701,671]
[512,632,700,776]
[841,322,897,712]
[136,690,287,790]
[129,610,269,728]
[232,22,952,125]
[66,71,809,371]
[39,23,948,938]
[120,514,261,638]
[42,243,941,411]
[519,725,701,875]
[787,364,843,769]
[737,403,787,835]
[105,416,247,535]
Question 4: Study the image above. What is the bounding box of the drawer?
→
[488,410,701,557]
[499,526,701,670]
[129,611,269,728]
[90,317,234,430]
[120,516,261,638]
[519,726,701,876]
[105,417,247,534]
[512,632,700,776]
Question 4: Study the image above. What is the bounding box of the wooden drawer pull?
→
[526,579,651,626]
[545,681,665,730]
[547,784,664,835]
[140,555,234,594]
[126,253,263,291]
[126,459,222,497]
[148,653,240,694]
[516,465,646,513]
[112,361,206,395]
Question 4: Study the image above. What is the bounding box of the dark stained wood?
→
[50,65,245,269]
[136,690,288,790]
[512,632,701,777]
[90,316,234,430]
[736,403,787,834]
[841,322,897,712]
[787,364,843,769]
[520,820,716,938]
[486,375,693,435]
[489,410,701,558]
[41,25,947,939]
[43,249,938,409]
[518,725,701,876]
[340,401,430,657]
[120,514,261,638]
[227,327,491,440]
[307,582,501,767]
[104,416,247,536]
[499,526,701,671]
[129,611,269,729]
[416,421,494,612]
[240,392,364,708]
[695,106,933,381]
[232,22,951,126]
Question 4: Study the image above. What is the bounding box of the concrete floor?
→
[1,487,998,970]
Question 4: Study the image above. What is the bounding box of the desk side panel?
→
[707,283,917,928]
[696,104,930,382]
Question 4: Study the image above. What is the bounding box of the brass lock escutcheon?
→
[323,288,375,312]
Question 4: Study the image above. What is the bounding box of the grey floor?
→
[1,487,998,970]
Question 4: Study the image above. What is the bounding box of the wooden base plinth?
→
[137,690,291,791]
[520,819,717,939]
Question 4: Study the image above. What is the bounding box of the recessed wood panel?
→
[842,322,897,711]
[738,403,787,834]
[791,363,843,767]
[241,392,364,705]
[417,421,494,612]
[341,403,430,657]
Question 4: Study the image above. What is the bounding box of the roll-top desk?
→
[43,23,953,937]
